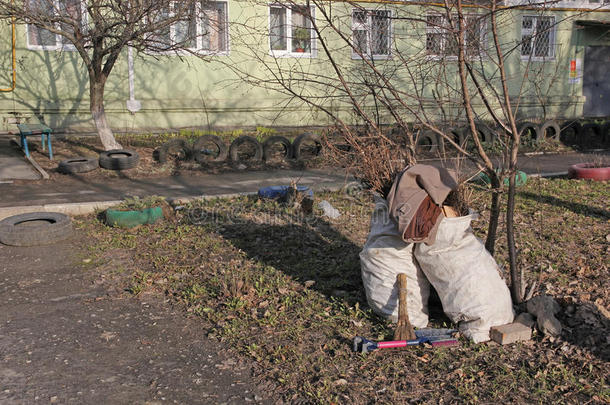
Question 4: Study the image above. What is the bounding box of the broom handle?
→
[397,273,407,321]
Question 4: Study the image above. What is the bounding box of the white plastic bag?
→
[318,200,341,219]
[414,214,514,342]
[359,197,430,327]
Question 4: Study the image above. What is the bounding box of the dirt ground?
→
[0,232,271,404]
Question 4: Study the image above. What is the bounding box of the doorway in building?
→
[583,46,610,117]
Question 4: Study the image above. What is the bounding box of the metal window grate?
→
[425,13,485,57]
[352,9,391,58]
[521,15,555,59]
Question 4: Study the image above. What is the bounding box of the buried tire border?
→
[193,135,228,163]
[229,136,263,163]
[262,136,292,161]
[292,133,322,160]
[539,120,561,142]
[157,138,192,163]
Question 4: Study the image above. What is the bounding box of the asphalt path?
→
[0,151,606,209]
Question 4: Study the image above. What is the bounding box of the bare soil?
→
[0,233,271,404]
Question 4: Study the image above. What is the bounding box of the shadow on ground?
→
[518,191,610,220]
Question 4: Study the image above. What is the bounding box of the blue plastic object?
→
[258,185,313,199]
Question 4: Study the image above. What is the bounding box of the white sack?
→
[359,197,430,328]
[414,214,514,342]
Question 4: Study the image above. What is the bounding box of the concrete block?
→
[490,322,532,345]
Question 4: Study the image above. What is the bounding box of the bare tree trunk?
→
[90,78,122,150]
[485,173,501,255]
[506,172,522,303]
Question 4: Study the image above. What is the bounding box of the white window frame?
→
[520,15,556,61]
[351,8,392,60]
[152,1,230,56]
[425,13,487,60]
[26,0,87,51]
[268,4,317,58]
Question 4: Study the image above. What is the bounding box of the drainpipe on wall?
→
[126,46,141,114]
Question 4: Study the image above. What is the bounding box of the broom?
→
[394,273,417,341]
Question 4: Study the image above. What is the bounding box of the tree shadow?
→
[186,201,450,328]
[0,45,91,131]
[518,191,610,220]
[212,204,366,306]
[558,298,610,362]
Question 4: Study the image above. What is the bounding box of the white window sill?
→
[146,49,230,57]
[351,54,392,60]
[270,50,317,58]
[424,54,486,61]
[27,45,78,51]
[520,56,555,62]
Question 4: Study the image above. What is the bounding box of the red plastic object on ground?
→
[567,163,610,181]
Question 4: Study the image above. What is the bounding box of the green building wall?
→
[0,1,607,134]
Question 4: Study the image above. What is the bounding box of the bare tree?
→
[0,0,212,150]
[228,0,584,303]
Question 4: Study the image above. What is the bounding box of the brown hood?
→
[386,164,458,245]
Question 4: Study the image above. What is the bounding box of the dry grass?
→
[78,177,609,404]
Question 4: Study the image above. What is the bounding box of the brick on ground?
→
[490,322,532,345]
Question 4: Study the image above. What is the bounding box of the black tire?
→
[450,127,468,148]
[603,122,610,147]
[262,136,292,161]
[157,138,191,163]
[292,133,322,160]
[539,120,561,141]
[517,121,540,144]
[229,136,263,163]
[193,135,228,163]
[475,122,496,145]
[0,212,73,247]
[415,130,439,153]
[581,123,603,148]
[450,123,494,150]
[560,121,582,146]
[57,157,99,174]
[99,149,140,170]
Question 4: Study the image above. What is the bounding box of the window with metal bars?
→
[352,9,391,59]
[521,15,555,60]
[425,14,486,58]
